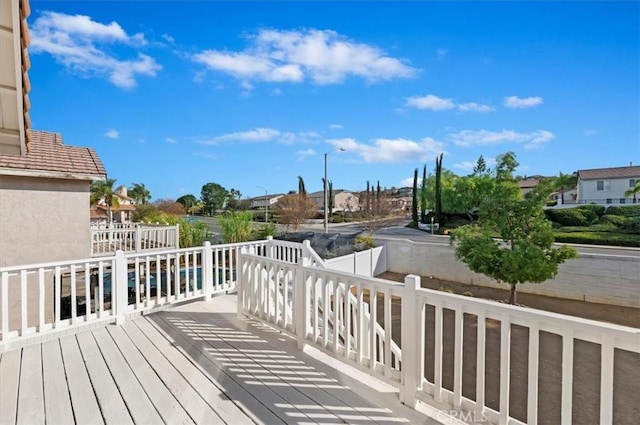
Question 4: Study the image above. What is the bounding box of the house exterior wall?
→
[0,175,91,267]
[334,192,359,212]
[578,177,638,204]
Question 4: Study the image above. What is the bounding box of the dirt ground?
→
[377,272,640,424]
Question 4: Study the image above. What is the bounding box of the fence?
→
[0,238,290,351]
[237,250,640,425]
[90,224,180,256]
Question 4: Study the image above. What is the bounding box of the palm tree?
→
[128,183,151,205]
[90,179,120,224]
[624,180,640,203]
[554,172,578,204]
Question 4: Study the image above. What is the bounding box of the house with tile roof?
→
[0,0,107,267]
[307,189,360,213]
[577,165,640,205]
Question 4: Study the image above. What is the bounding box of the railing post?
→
[294,257,309,350]
[400,274,421,407]
[114,250,128,325]
[135,226,142,253]
[175,224,180,248]
[203,242,213,301]
[302,239,311,261]
[237,246,248,319]
[266,235,274,258]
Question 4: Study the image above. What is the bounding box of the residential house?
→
[248,193,285,210]
[0,0,107,266]
[517,175,546,196]
[90,186,136,226]
[389,197,412,212]
[307,190,360,213]
[577,165,640,205]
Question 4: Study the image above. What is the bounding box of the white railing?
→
[0,238,283,351]
[90,224,180,256]
[237,252,640,425]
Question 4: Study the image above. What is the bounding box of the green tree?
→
[434,153,444,224]
[297,176,307,197]
[176,194,198,214]
[472,155,489,176]
[553,172,578,204]
[624,180,640,203]
[411,168,419,224]
[128,183,151,205]
[450,152,578,304]
[200,182,228,215]
[90,179,120,224]
[420,164,427,224]
[225,189,245,211]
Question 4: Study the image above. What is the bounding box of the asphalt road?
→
[192,216,640,259]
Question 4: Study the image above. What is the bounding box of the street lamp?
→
[257,186,268,223]
[324,147,345,234]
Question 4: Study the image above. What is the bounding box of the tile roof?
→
[0,130,106,179]
[518,179,540,189]
[577,166,640,180]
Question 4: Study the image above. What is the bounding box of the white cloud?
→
[406,94,493,113]
[457,102,494,113]
[400,177,415,187]
[161,33,175,44]
[436,48,448,59]
[30,11,161,89]
[329,124,343,129]
[327,137,445,163]
[270,87,283,96]
[193,28,416,85]
[406,94,455,111]
[503,96,543,109]
[199,127,320,145]
[166,137,177,144]
[104,129,119,139]
[296,148,317,160]
[450,129,555,149]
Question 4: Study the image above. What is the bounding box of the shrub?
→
[605,205,640,217]
[355,234,374,249]
[553,231,640,247]
[437,286,455,293]
[576,204,606,218]
[622,217,640,233]
[546,200,558,207]
[462,291,474,297]
[219,212,253,243]
[255,222,278,239]
[599,215,626,228]
[545,208,595,226]
[178,219,209,247]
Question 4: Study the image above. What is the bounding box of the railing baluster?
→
[70,265,77,324]
[476,312,486,416]
[499,316,511,425]
[97,263,104,317]
[1,272,8,340]
[323,275,330,348]
[434,301,443,401]
[20,270,27,335]
[453,305,464,409]
[369,287,377,371]
[561,331,574,424]
[384,287,392,377]
[527,324,539,424]
[357,282,364,366]
[332,279,340,353]
[312,275,319,343]
[38,268,45,329]
[135,257,141,309]
[600,336,614,424]
[345,282,352,359]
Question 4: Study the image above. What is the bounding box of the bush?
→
[255,222,277,239]
[599,215,626,228]
[546,200,557,207]
[605,205,640,217]
[576,204,606,218]
[553,231,640,247]
[545,208,596,226]
[355,234,374,249]
[622,217,640,233]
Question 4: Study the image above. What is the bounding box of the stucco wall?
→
[0,175,91,267]
[377,238,640,308]
[578,177,637,203]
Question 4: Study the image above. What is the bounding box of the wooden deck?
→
[0,295,440,425]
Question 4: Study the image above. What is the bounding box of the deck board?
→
[0,295,439,425]
[91,327,164,425]
[17,344,45,424]
[0,350,21,425]
[76,332,134,425]
[58,335,105,425]
[105,325,194,425]
[42,339,74,425]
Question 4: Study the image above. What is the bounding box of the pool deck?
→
[0,295,442,425]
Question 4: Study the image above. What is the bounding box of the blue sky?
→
[27,1,639,201]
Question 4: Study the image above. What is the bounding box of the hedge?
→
[545,208,598,227]
[554,231,640,247]
[605,205,640,217]
[599,214,626,228]
[576,204,606,218]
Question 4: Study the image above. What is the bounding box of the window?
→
[631,179,637,188]
[606,198,612,204]
[596,180,611,191]
[620,198,626,204]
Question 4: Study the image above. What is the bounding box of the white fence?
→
[237,250,640,425]
[324,246,386,276]
[0,238,301,351]
[90,224,180,256]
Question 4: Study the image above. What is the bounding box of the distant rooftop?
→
[577,165,640,180]
[0,130,106,180]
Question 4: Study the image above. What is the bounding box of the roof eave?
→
[0,167,107,181]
